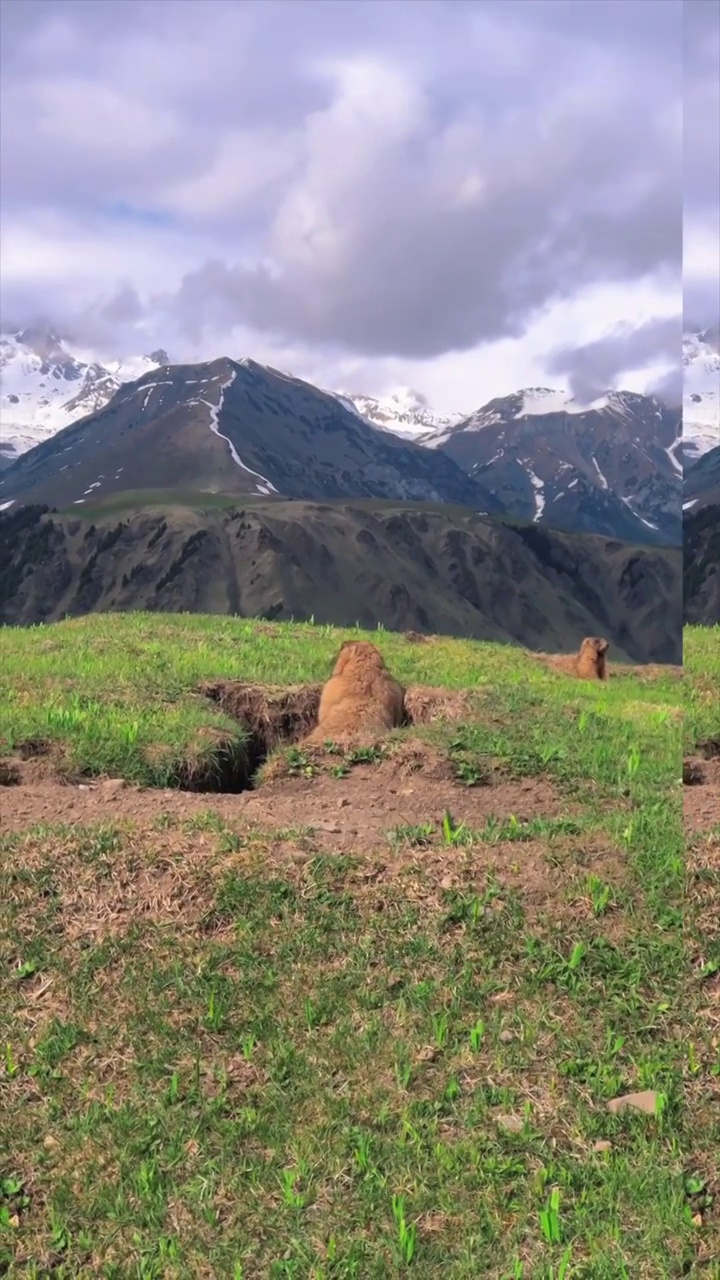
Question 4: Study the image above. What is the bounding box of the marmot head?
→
[332,640,388,677]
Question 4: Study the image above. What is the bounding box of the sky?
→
[0,0,699,412]
[684,0,720,336]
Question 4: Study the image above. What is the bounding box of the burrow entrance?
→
[0,684,475,795]
[194,680,474,793]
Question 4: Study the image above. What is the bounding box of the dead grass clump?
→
[200,680,321,750]
[404,684,475,726]
[612,663,684,681]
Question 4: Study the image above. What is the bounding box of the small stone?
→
[43,1134,59,1149]
[499,1029,515,1043]
[416,1045,441,1063]
[496,1113,524,1133]
[592,1139,612,1152]
[101,777,127,794]
[338,798,350,808]
[692,1213,703,1227]
[607,1090,660,1116]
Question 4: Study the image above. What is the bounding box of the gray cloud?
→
[546,316,682,403]
[0,0,683,371]
[683,0,720,330]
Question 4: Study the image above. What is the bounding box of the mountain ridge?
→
[0,498,682,663]
[0,355,496,514]
[0,325,683,546]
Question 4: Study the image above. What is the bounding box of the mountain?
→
[0,356,496,514]
[0,325,169,463]
[425,387,681,547]
[0,325,681,546]
[684,502,720,625]
[684,328,720,463]
[0,500,682,663]
[684,444,720,513]
[332,387,463,441]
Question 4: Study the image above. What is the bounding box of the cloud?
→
[683,0,720,330]
[545,315,682,404]
[0,0,684,398]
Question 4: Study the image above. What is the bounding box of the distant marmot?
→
[548,636,609,681]
[303,641,406,743]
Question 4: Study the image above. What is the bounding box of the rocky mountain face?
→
[0,356,496,514]
[684,328,720,463]
[0,325,682,546]
[425,388,681,547]
[684,501,720,625]
[684,445,720,514]
[0,326,169,463]
[0,500,681,663]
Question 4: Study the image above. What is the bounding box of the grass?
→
[59,490,261,519]
[684,624,720,753]
[0,615,714,1276]
[0,612,683,788]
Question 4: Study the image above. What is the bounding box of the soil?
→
[684,757,720,835]
[0,751,570,852]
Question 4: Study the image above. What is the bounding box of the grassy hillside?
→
[0,615,710,1278]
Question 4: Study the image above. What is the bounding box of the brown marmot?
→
[304,641,406,743]
[547,636,609,680]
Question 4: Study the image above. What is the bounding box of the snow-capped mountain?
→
[425,386,681,546]
[0,326,170,463]
[332,387,464,441]
[683,328,720,462]
[0,324,682,545]
[0,356,492,515]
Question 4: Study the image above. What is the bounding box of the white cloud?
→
[0,0,685,406]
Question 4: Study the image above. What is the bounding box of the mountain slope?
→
[0,500,681,662]
[684,445,720,513]
[427,388,681,547]
[684,502,720,625]
[0,357,497,514]
[684,328,720,463]
[0,326,169,462]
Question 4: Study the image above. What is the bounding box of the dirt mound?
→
[404,685,475,725]
[684,756,720,834]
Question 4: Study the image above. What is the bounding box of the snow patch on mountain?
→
[684,329,720,461]
[336,386,465,441]
[0,328,170,460]
[192,370,279,496]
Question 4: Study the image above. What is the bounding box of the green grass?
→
[0,616,713,1276]
[0,613,682,789]
[684,625,720,752]
[60,489,261,518]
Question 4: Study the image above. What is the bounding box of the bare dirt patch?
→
[0,754,571,852]
[684,758,720,834]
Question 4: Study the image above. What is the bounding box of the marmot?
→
[304,641,406,743]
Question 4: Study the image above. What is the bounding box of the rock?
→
[101,777,128,795]
[499,1029,515,1043]
[592,1139,612,1152]
[607,1090,660,1116]
[496,1113,524,1133]
[338,797,350,808]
